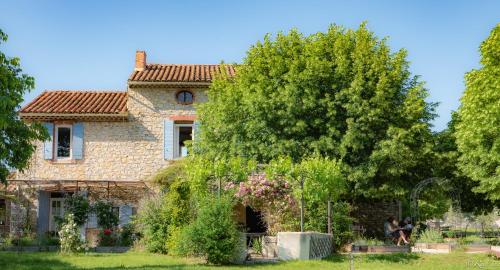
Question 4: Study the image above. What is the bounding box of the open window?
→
[55,125,72,159]
[174,123,193,158]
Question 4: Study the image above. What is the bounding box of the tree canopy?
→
[196,23,436,199]
[455,23,500,201]
[0,29,47,183]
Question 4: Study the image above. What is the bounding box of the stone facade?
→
[16,86,207,182]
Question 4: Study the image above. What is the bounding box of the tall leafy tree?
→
[197,23,436,199]
[455,23,500,201]
[0,29,47,183]
[433,113,498,214]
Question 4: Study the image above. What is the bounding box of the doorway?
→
[245,206,266,233]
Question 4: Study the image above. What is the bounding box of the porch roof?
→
[4,179,152,203]
[19,91,128,122]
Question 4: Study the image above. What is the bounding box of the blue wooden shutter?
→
[72,122,84,160]
[164,120,174,160]
[37,191,50,236]
[42,123,54,160]
[119,205,133,226]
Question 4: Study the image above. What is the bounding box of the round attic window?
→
[176,90,194,105]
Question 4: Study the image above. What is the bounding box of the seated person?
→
[384,216,409,246]
[399,217,413,239]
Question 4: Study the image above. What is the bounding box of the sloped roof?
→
[20,90,128,121]
[128,64,236,84]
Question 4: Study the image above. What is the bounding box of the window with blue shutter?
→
[164,120,174,160]
[72,122,84,160]
[42,123,54,160]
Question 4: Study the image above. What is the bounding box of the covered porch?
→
[0,179,152,239]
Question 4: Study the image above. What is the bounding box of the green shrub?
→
[119,223,136,246]
[331,202,354,249]
[181,196,241,264]
[152,160,187,187]
[93,201,119,229]
[62,193,90,226]
[136,174,193,254]
[135,194,170,253]
[58,214,85,253]
[417,229,444,243]
[251,237,263,254]
[97,228,117,247]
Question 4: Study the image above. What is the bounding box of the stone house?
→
[1,51,237,238]
[0,51,400,240]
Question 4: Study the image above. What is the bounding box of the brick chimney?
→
[135,50,146,71]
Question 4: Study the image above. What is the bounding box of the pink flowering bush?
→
[230,173,298,234]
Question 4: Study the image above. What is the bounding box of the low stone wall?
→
[412,243,456,253]
[277,232,332,260]
[491,246,500,258]
[463,244,492,254]
[352,245,410,253]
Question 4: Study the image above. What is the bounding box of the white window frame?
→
[49,198,65,232]
[173,123,193,159]
[54,124,72,160]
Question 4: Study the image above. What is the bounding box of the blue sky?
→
[1,0,499,131]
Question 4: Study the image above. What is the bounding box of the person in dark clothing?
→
[399,217,413,240]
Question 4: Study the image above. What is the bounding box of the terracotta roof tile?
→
[20,91,127,114]
[128,64,236,83]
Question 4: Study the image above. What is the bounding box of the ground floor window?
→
[49,197,65,232]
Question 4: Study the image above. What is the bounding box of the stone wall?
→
[17,86,207,182]
[351,200,401,238]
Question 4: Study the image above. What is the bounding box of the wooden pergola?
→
[3,179,152,203]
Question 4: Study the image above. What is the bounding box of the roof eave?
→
[127,81,211,88]
[19,112,129,122]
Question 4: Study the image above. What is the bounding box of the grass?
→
[0,251,498,270]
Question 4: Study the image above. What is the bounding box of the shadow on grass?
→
[363,252,420,263]
[0,253,74,270]
[324,252,419,264]
[323,253,348,263]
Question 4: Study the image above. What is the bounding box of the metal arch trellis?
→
[410,177,461,223]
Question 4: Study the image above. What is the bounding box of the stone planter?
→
[491,246,500,258]
[352,245,409,253]
[262,236,277,258]
[464,244,491,253]
[412,243,456,253]
[277,232,332,260]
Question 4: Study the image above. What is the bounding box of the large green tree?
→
[432,113,498,214]
[0,29,47,183]
[197,24,436,199]
[455,23,500,201]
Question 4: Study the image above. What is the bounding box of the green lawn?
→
[0,251,498,270]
